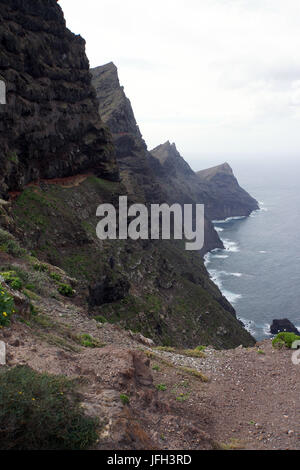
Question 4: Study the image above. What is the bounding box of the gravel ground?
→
[1,295,299,450]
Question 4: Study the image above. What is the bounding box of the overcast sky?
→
[59,0,300,170]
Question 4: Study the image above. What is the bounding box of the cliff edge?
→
[197,163,259,220]
[0,0,118,198]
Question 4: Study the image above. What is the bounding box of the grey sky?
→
[59,0,300,170]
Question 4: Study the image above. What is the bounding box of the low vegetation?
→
[33,263,48,273]
[154,346,206,358]
[178,366,209,382]
[58,283,75,297]
[94,315,107,324]
[120,394,130,405]
[0,229,26,257]
[77,333,103,348]
[0,288,15,327]
[272,332,300,349]
[156,384,167,391]
[0,366,98,450]
[0,271,23,290]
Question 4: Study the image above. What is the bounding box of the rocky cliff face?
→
[151,143,259,222]
[0,4,255,351]
[197,163,259,220]
[0,0,118,198]
[91,63,166,205]
[91,63,222,254]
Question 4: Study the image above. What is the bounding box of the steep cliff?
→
[151,142,259,222]
[197,163,259,220]
[91,63,163,205]
[91,63,223,254]
[0,0,118,198]
[0,3,255,350]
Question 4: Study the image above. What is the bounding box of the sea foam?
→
[212,215,247,224]
[223,239,240,252]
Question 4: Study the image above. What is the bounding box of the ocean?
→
[203,160,300,341]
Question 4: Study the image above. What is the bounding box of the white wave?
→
[215,227,224,232]
[259,250,267,254]
[217,270,243,278]
[222,290,242,304]
[211,247,223,253]
[250,204,268,217]
[209,269,222,287]
[223,239,240,252]
[207,269,242,305]
[212,215,247,224]
[238,317,257,336]
[204,253,211,267]
[213,254,229,259]
[262,323,273,336]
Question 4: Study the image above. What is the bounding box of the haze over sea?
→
[201,158,300,341]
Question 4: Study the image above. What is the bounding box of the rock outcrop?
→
[270,319,300,336]
[0,0,118,198]
[150,141,225,254]
[197,163,259,220]
[151,142,259,223]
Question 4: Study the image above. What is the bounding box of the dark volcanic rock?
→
[0,0,118,197]
[270,319,300,336]
[91,62,143,139]
[197,163,259,220]
[91,63,223,254]
[91,62,164,205]
[151,142,259,223]
[88,276,130,307]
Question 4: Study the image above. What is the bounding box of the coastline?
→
[204,205,269,341]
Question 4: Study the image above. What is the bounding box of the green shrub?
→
[58,283,75,297]
[156,384,167,391]
[33,263,48,273]
[272,332,300,349]
[94,315,107,324]
[0,229,25,257]
[77,334,101,348]
[23,271,49,295]
[50,272,62,282]
[176,393,189,402]
[0,288,15,327]
[0,271,23,290]
[25,283,36,292]
[120,394,130,405]
[257,349,265,355]
[0,366,98,450]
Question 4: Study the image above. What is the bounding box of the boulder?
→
[270,319,300,336]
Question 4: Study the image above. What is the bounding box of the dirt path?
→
[1,293,299,450]
[153,342,300,449]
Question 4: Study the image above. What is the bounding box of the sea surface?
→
[203,160,300,341]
